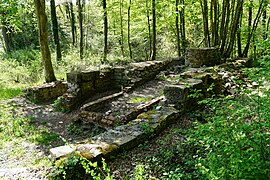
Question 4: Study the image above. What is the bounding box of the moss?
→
[137,110,159,120]
[80,151,94,159]
[101,144,118,155]
[137,113,152,119]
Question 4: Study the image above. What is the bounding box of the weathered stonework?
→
[185,47,222,68]
[164,78,203,109]
[62,60,172,111]
[24,81,67,102]
[50,106,180,160]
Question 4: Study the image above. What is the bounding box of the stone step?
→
[80,92,124,112]
[79,96,165,128]
[50,105,180,160]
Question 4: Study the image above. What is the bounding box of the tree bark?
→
[34,0,56,83]
[70,2,76,46]
[146,0,152,60]
[200,0,210,47]
[262,0,267,40]
[237,11,243,57]
[175,0,181,57]
[224,0,243,57]
[103,0,108,62]
[151,0,156,60]
[77,0,83,59]
[1,21,11,53]
[127,0,132,60]
[243,0,265,57]
[220,0,230,53]
[179,0,186,54]
[119,0,124,57]
[50,0,62,61]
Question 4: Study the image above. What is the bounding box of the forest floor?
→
[0,79,174,179]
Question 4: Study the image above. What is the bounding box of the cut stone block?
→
[50,145,76,159]
[164,78,203,109]
[185,47,222,68]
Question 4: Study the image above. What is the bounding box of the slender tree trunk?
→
[175,0,181,57]
[70,2,76,46]
[77,0,83,59]
[220,0,230,53]
[151,0,156,60]
[1,22,11,53]
[243,0,265,57]
[237,11,243,57]
[262,1,267,40]
[127,0,132,60]
[50,0,62,61]
[225,0,243,57]
[34,0,56,82]
[146,0,152,60]
[200,0,210,47]
[119,0,124,57]
[213,0,219,45]
[103,0,108,62]
[179,0,186,54]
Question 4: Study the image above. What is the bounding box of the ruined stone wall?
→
[62,59,172,111]
[185,47,222,68]
[24,81,67,102]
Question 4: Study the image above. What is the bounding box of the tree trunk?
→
[175,0,181,57]
[1,21,11,53]
[127,0,132,60]
[243,0,265,57]
[103,0,108,62]
[70,2,76,46]
[50,0,62,61]
[224,0,243,57]
[34,0,56,83]
[262,1,267,40]
[77,0,83,59]
[237,11,243,57]
[179,0,186,54]
[146,0,152,60]
[220,0,230,53]
[200,0,210,47]
[119,0,124,57]
[151,0,156,60]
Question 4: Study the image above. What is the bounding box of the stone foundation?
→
[24,81,67,102]
[62,59,172,111]
[185,47,222,68]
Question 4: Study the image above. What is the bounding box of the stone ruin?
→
[185,47,222,68]
[23,49,250,163]
[61,60,172,111]
[24,81,67,102]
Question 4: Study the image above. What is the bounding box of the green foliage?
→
[0,87,22,100]
[52,153,113,180]
[53,97,66,112]
[188,93,270,179]
[29,131,59,145]
[0,105,60,147]
[140,123,154,135]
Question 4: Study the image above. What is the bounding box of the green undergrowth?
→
[0,104,60,169]
[0,87,22,100]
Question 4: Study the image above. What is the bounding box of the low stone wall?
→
[62,60,171,111]
[185,47,222,68]
[24,81,67,102]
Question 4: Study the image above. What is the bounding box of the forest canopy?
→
[0,0,269,82]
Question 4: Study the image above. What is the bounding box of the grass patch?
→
[0,87,23,100]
